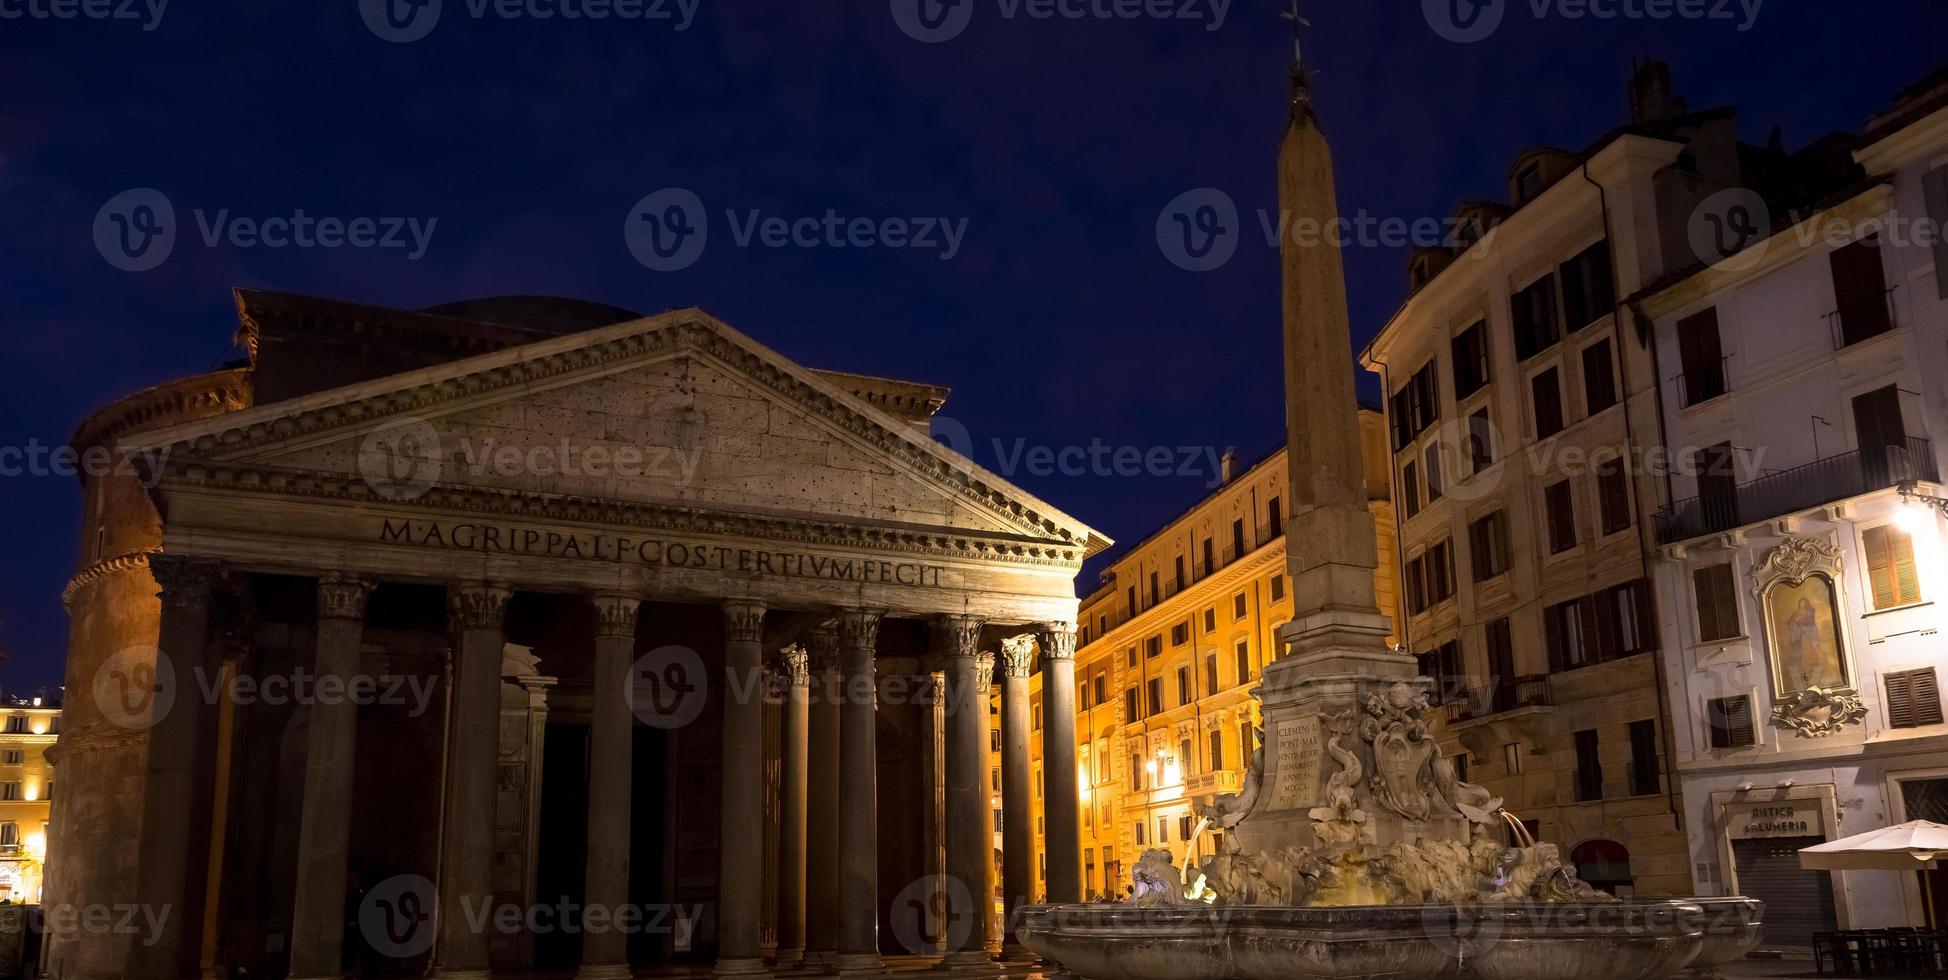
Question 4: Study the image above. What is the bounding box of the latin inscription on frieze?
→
[1267,714,1323,811]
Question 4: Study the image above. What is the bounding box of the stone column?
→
[437,582,513,980]
[579,594,640,980]
[1036,624,1081,905]
[803,628,841,969]
[288,574,377,980]
[775,646,811,967]
[835,610,884,977]
[130,554,226,980]
[717,600,769,977]
[937,616,992,969]
[998,635,1036,953]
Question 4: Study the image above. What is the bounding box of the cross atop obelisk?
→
[1281,0,1314,112]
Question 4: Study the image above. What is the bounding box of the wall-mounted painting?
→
[1753,537,1853,700]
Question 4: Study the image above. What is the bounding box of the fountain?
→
[1013,14,1761,980]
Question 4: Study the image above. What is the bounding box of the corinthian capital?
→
[316,574,376,623]
[974,651,996,695]
[1037,622,1077,662]
[722,600,767,644]
[807,628,840,672]
[837,610,882,651]
[780,644,811,686]
[448,582,513,632]
[149,554,225,610]
[1000,635,1037,678]
[935,614,985,660]
[590,593,641,640]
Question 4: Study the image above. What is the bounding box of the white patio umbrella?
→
[1800,820,1948,927]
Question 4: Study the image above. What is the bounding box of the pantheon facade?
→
[48,290,1104,980]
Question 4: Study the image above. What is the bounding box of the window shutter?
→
[1894,528,1922,606]
[1545,605,1565,673]
[1866,526,1898,610]
[1916,669,1944,727]
[1729,697,1753,746]
[1710,696,1754,748]
[1888,669,1915,729]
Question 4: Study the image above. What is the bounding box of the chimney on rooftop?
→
[1629,57,1687,125]
[1221,448,1238,484]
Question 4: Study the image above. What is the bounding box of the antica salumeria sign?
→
[379,517,948,587]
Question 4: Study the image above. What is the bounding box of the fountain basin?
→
[1679,897,1765,974]
[1017,900,1731,980]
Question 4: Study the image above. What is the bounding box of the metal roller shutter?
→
[1733,836,1837,948]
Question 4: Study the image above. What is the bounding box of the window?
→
[1470,511,1510,582]
[1270,574,1286,603]
[1452,320,1491,398]
[1126,585,1137,615]
[1864,525,1923,610]
[1854,385,1909,484]
[1677,308,1726,406]
[1145,636,1162,659]
[1426,539,1455,606]
[1147,679,1163,716]
[1079,679,1092,710]
[1135,820,1146,845]
[1560,240,1616,331]
[1503,742,1523,774]
[1202,538,1215,576]
[1170,623,1190,646]
[1402,459,1422,518]
[1417,640,1463,705]
[1706,696,1755,748]
[0,751,21,766]
[1233,592,1248,620]
[1206,654,1220,697]
[1235,640,1251,685]
[1174,555,1186,592]
[1597,457,1632,535]
[1573,729,1603,802]
[991,729,1002,753]
[1425,445,1445,502]
[1545,480,1577,553]
[0,823,14,847]
[1515,163,1546,203]
[1694,442,1740,528]
[1179,739,1194,776]
[1593,580,1655,661]
[1158,818,1170,844]
[2,717,25,735]
[1830,236,1892,346]
[1203,607,1216,633]
[1390,361,1441,450]
[1693,564,1741,642]
[1125,688,1141,722]
[1177,666,1193,706]
[1532,368,1564,439]
[1094,674,1106,706]
[1179,815,1195,841]
[1232,519,1247,560]
[1267,497,1283,538]
[1149,570,1160,604]
[0,783,18,802]
[1467,409,1495,473]
[1885,668,1944,729]
[1033,706,1042,731]
[1513,274,1561,361]
[1628,719,1660,796]
[1406,553,1428,615]
[1486,618,1516,704]
[1546,597,1591,670]
[1582,339,1617,414]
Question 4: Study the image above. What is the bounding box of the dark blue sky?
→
[0,1,1924,691]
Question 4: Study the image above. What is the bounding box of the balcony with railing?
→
[1442,675,1554,725]
[1655,437,1937,544]
[1676,356,1731,409]
[1827,286,1898,350]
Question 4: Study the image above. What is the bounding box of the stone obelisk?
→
[1229,49,1465,861]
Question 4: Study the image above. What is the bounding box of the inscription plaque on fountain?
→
[1267,714,1322,810]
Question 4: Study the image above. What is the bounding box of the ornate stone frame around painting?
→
[1752,536,1855,701]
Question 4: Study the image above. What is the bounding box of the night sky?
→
[0,1,1924,692]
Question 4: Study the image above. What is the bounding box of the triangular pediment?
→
[123,309,1106,556]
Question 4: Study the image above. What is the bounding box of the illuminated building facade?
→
[0,694,59,905]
